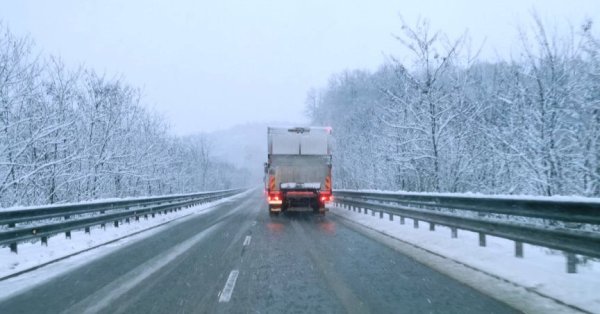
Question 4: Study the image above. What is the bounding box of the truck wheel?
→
[311,199,320,213]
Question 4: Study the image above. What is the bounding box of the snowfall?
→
[0,190,598,313]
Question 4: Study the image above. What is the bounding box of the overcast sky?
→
[2,0,599,135]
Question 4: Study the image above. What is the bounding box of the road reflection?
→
[266,221,285,234]
[318,220,336,234]
[265,210,337,235]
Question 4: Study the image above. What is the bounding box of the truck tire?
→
[311,198,320,213]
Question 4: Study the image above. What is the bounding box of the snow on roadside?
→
[331,205,600,313]
[0,189,240,212]
[0,192,246,281]
[335,189,600,203]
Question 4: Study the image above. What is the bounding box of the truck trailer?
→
[264,127,333,215]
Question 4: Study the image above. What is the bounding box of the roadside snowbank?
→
[0,192,245,280]
[335,189,600,204]
[331,206,600,313]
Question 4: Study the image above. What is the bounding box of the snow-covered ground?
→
[0,191,249,300]
[335,189,600,203]
[0,190,237,213]
[331,205,600,313]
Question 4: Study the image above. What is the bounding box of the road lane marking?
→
[243,235,251,246]
[218,270,239,303]
[62,221,226,314]
[331,212,579,314]
[290,220,369,314]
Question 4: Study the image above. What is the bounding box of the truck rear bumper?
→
[284,191,317,198]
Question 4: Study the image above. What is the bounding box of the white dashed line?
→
[243,235,252,246]
[218,270,240,303]
[64,222,225,314]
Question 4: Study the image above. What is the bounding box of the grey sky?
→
[1,0,599,135]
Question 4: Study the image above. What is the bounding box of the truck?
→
[264,126,333,215]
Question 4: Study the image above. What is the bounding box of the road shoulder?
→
[334,213,585,314]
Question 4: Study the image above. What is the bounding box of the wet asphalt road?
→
[0,191,519,314]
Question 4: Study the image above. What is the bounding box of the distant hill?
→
[207,122,303,184]
[207,123,265,184]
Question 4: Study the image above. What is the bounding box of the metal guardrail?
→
[333,190,600,273]
[0,189,245,253]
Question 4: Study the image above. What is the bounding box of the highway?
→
[0,191,518,313]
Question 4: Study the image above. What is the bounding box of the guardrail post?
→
[566,253,578,273]
[379,211,383,219]
[400,216,405,224]
[515,241,523,258]
[451,227,457,238]
[479,233,486,247]
[10,243,17,253]
[114,220,119,228]
[85,226,90,234]
[389,213,393,221]
[41,236,48,246]
[8,222,15,228]
[429,222,435,231]
[413,219,419,229]
[135,215,139,221]
[371,209,375,216]
[152,213,155,218]
[65,230,71,239]
[125,217,130,224]
[101,223,106,230]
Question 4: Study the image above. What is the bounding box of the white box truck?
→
[264,127,333,215]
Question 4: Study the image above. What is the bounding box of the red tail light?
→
[267,191,283,204]
[319,192,333,203]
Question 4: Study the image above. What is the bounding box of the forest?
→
[0,24,249,208]
[307,16,600,197]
